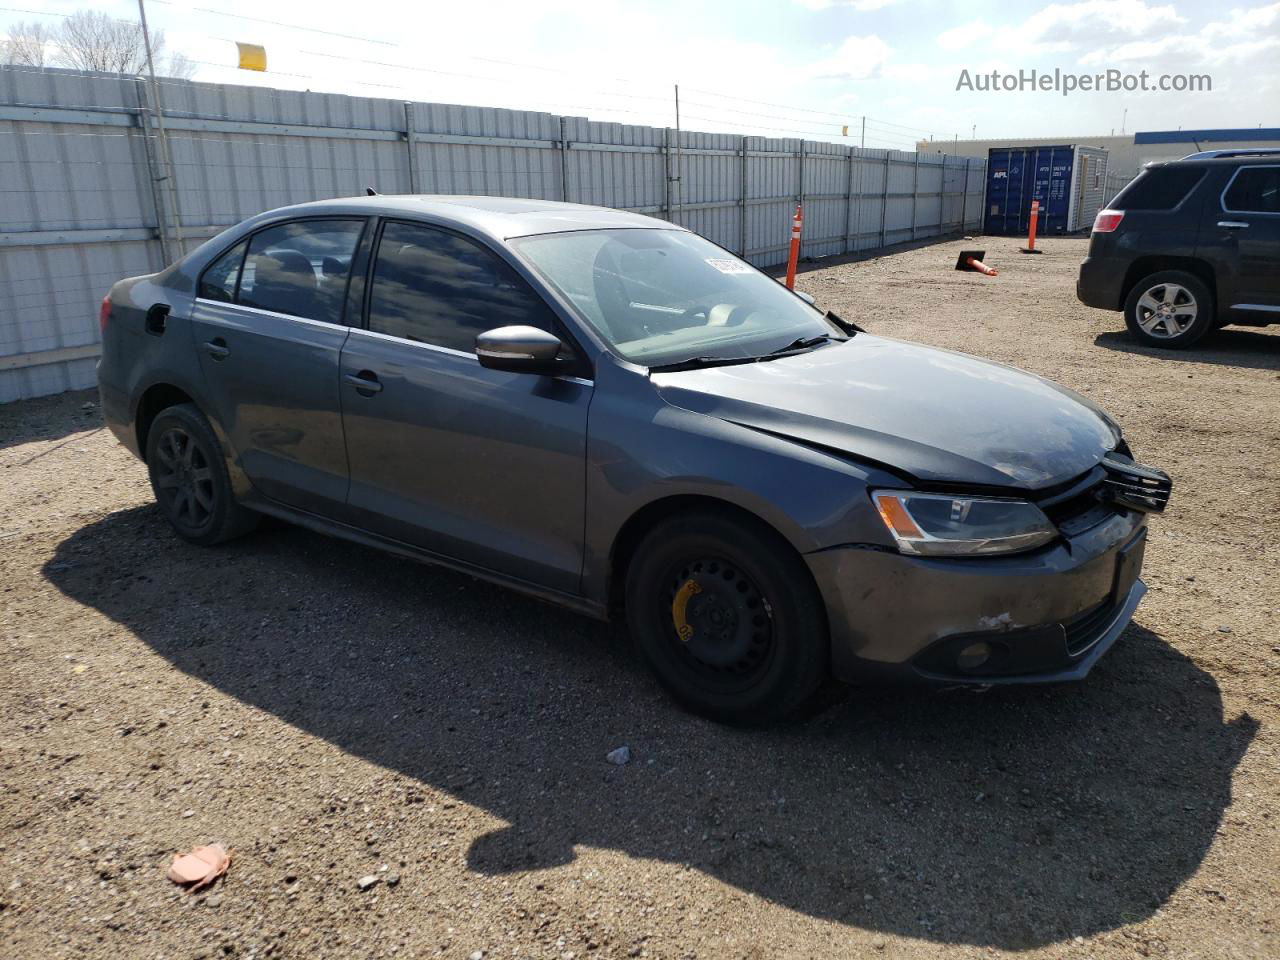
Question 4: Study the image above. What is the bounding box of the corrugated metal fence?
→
[0,66,986,403]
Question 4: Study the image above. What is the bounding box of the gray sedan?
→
[97,196,1170,723]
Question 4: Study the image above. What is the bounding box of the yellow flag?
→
[841,125,848,136]
[236,43,267,72]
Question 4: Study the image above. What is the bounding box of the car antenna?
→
[366,187,379,196]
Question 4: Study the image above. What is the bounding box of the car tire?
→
[1123,270,1214,348]
[623,511,829,725]
[144,403,258,546]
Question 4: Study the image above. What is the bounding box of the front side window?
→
[1223,167,1280,213]
[367,221,557,352]
[198,239,247,303]
[237,219,364,325]
[511,228,841,367]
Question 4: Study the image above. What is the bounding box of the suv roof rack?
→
[1179,147,1280,160]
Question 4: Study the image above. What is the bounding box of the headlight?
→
[871,490,1056,557]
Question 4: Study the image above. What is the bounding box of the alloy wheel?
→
[152,426,216,529]
[1135,282,1198,338]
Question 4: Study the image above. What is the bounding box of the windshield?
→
[510,229,842,367]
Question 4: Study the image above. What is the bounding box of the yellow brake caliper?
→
[672,578,703,643]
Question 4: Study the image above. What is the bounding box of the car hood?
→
[651,335,1119,490]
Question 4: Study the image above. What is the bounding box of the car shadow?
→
[1094,327,1280,371]
[45,506,1256,950]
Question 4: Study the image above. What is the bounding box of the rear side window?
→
[198,239,247,303]
[237,219,364,325]
[1223,167,1280,213]
[367,221,557,352]
[1111,167,1205,211]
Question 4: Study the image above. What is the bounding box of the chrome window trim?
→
[346,325,594,384]
[194,297,348,330]
[1220,163,1280,216]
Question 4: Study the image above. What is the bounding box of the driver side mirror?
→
[476,325,565,375]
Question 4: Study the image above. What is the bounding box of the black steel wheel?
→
[145,403,258,545]
[624,511,829,724]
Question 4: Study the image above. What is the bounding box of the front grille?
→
[1100,454,1172,514]
[1064,599,1121,657]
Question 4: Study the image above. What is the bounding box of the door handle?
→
[1217,221,1250,229]
[201,339,230,360]
[344,371,383,395]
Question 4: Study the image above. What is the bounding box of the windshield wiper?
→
[825,311,864,335]
[765,332,846,356]
[648,355,764,373]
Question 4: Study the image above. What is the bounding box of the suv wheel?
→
[1124,270,1214,348]
[145,403,258,545]
[623,512,829,725]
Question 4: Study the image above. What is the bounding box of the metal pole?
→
[879,154,889,249]
[910,152,919,241]
[960,158,970,233]
[133,79,170,266]
[136,0,185,260]
[843,147,854,255]
[672,84,682,221]
[404,102,418,194]
[860,116,865,149]
[797,140,805,258]
[663,127,672,221]
[559,116,570,203]
[939,158,946,236]
[739,135,748,257]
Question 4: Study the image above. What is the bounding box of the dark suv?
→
[1077,149,1280,348]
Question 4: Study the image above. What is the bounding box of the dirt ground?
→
[2,235,1278,960]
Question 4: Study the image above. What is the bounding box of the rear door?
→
[189,217,366,516]
[1218,165,1280,318]
[339,219,591,593]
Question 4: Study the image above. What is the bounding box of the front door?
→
[339,219,591,594]
[189,217,366,516]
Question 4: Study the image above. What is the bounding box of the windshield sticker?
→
[705,258,753,275]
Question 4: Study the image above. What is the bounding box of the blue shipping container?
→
[984,145,1075,236]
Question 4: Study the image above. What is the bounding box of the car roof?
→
[1146,153,1280,170]
[246,195,681,241]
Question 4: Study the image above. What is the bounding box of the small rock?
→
[606,746,631,766]
[385,872,400,887]
[356,875,380,891]
[81,402,96,410]
[469,952,484,960]
[205,894,223,908]
[181,810,194,818]
[1217,625,1232,634]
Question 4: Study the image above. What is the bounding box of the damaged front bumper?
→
[807,509,1149,685]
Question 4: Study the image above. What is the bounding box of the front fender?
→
[581,361,901,605]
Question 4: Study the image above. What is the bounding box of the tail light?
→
[1092,209,1125,233]
[99,295,111,334]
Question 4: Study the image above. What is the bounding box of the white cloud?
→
[793,0,902,10]
[808,34,894,80]
[937,21,989,50]
[1079,1,1280,66]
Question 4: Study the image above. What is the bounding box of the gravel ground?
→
[2,235,1278,960]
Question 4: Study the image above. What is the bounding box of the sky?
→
[6,0,1279,148]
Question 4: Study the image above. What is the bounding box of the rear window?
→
[1111,167,1205,211]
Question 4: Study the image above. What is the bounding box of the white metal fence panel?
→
[0,66,985,403]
